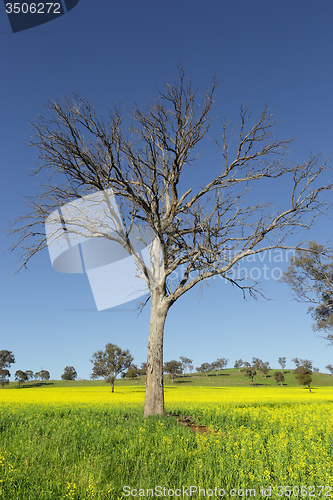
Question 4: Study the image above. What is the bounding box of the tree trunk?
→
[111,378,114,393]
[309,386,312,393]
[280,381,283,386]
[144,289,169,417]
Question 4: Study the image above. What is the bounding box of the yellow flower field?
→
[1,386,333,499]
[1,384,332,408]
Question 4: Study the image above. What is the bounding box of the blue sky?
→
[1,0,332,380]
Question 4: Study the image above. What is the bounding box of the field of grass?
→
[2,384,333,499]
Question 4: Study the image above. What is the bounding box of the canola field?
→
[1,385,333,499]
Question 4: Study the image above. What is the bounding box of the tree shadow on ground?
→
[16,382,55,389]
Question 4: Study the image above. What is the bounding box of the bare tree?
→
[7,66,332,416]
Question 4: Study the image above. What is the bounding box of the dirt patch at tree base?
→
[166,412,226,436]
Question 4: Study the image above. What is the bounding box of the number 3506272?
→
[5,3,61,14]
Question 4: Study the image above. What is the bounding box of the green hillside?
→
[5,368,333,389]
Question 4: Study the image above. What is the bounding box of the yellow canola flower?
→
[1,385,333,409]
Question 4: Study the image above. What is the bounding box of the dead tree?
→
[7,66,332,416]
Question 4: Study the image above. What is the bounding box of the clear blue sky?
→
[1,0,332,380]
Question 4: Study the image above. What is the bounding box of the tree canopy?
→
[163,360,182,383]
[61,366,77,380]
[90,343,133,393]
[282,241,333,343]
[0,350,15,370]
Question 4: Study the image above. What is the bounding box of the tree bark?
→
[144,290,169,417]
[111,378,114,393]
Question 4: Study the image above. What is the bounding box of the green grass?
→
[1,388,333,499]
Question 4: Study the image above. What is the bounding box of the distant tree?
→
[295,366,312,392]
[163,360,182,384]
[180,356,193,376]
[15,370,28,388]
[313,367,320,373]
[210,361,217,375]
[292,357,301,368]
[274,371,285,386]
[138,362,147,376]
[278,357,286,373]
[259,361,270,379]
[299,359,313,370]
[282,241,333,343]
[0,369,10,388]
[25,370,34,382]
[188,364,194,373]
[40,370,50,381]
[61,366,77,381]
[325,364,333,374]
[196,363,212,376]
[213,358,229,375]
[234,359,244,372]
[0,351,15,372]
[243,366,257,386]
[126,364,139,379]
[243,358,262,385]
[90,343,133,393]
[34,371,41,381]
[252,357,263,369]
